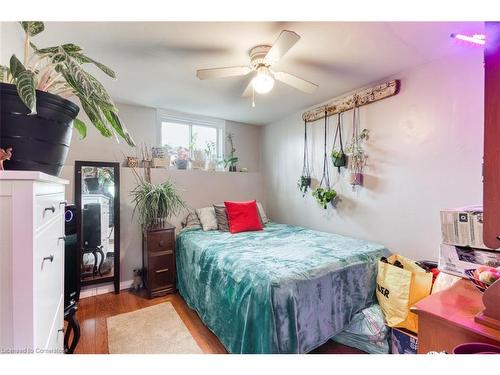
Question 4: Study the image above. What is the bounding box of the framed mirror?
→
[75,161,120,294]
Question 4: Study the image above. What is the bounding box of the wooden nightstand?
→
[142,223,176,298]
[413,279,500,353]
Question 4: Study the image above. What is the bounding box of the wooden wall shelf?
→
[302,79,401,123]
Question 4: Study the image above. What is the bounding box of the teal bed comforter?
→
[176,222,388,354]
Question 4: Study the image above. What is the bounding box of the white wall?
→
[262,49,484,261]
[60,166,264,282]
[61,103,263,283]
[66,103,262,172]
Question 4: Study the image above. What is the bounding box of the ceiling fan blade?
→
[265,30,300,66]
[196,66,251,80]
[274,71,318,93]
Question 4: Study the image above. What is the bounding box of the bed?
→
[176,222,388,354]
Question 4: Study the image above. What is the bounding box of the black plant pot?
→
[84,177,100,193]
[0,82,80,176]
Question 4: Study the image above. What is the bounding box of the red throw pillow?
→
[224,200,263,234]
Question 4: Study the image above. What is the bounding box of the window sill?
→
[121,166,256,174]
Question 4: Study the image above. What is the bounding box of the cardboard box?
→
[391,328,418,354]
[438,244,500,278]
[151,157,169,168]
[440,205,495,250]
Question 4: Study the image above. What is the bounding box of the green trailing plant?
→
[312,187,337,209]
[0,21,135,146]
[297,176,311,197]
[331,113,347,172]
[331,150,346,168]
[130,166,186,230]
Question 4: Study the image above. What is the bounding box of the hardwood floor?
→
[73,290,364,354]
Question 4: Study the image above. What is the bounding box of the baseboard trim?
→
[80,279,134,299]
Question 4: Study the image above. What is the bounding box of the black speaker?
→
[83,203,101,248]
[64,204,80,309]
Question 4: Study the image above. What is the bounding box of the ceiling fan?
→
[196,30,319,103]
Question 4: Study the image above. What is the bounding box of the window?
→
[157,109,225,169]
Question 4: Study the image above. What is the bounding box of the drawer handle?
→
[44,205,56,213]
[42,255,54,263]
[58,236,66,242]
[59,200,67,206]
[155,268,169,274]
[57,328,64,333]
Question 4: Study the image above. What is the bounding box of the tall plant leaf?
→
[74,54,116,78]
[102,109,136,146]
[73,118,87,139]
[9,54,26,77]
[31,43,82,55]
[79,97,113,138]
[56,49,94,98]
[15,70,37,114]
[32,43,116,78]
[20,21,44,37]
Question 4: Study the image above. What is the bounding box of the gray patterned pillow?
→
[181,209,201,230]
[213,204,229,232]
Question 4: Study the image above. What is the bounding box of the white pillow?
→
[195,207,218,231]
[257,202,269,224]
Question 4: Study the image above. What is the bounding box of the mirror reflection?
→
[80,165,116,282]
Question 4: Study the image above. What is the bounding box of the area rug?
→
[107,302,203,354]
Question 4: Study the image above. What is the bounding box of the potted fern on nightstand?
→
[0,21,135,176]
[131,166,186,230]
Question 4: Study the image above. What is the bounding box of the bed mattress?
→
[176,222,388,353]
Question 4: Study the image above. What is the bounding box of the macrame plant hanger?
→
[299,119,312,196]
[302,120,311,178]
[319,110,331,191]
[349,96,365,188]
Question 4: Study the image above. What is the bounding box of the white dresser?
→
[0,171,68,353]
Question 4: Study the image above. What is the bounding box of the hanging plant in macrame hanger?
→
[331,112,347,173]
[346,97,370,189]
[312,111,337,209]
[297,119,312,196]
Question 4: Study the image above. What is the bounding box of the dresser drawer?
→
[36,193,65,229]
[35,217,64,350]
[148,231,174,253]
[149,254,175,290]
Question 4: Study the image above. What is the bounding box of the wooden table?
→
[413,279,500,353]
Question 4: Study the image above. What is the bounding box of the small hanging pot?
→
[350,172,364,186]
[331,113,347,172]
[313,111,337,209]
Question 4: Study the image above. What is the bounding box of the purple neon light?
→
[451,33,486,45]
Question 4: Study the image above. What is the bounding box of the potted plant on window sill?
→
[220,155,239,172]
[0,22,135,176]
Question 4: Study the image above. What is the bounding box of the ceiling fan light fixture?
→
[252,67,275,94]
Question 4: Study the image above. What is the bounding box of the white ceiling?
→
[27,22,484,125]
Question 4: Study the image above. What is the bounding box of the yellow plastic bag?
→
[376,254,433,334]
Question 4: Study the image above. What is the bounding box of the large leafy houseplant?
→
[131,166,186,230]
[0,21,135,144]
